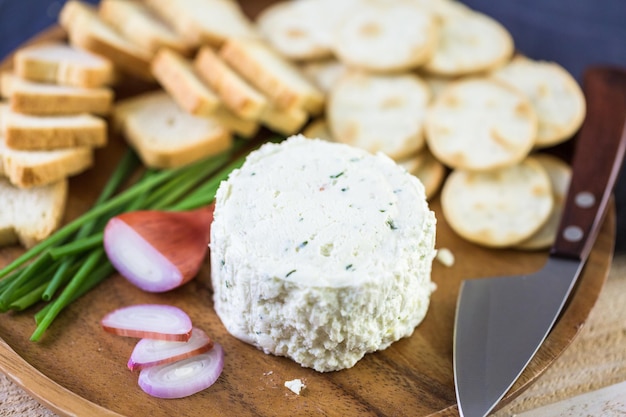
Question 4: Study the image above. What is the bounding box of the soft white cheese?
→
[210,135,437,372]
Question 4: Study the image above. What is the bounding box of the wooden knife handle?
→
[551,67,626,261]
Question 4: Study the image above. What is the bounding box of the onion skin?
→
[128,327,214,371]
[138,342,224,399]
[104,205,214,292]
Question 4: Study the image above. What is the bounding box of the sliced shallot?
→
[128,327,214,371]
[138,342,224,399]
[101,304,193,341]
[103,206,213,293]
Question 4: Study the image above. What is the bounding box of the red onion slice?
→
[138,342,224,399]
[128,327,214,371]
[104,218,183,293]
[101,304,192,341]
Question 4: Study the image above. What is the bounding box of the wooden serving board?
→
[0,3,616,416]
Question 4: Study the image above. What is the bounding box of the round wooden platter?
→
[0,4,616,417]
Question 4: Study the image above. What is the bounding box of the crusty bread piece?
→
[259,104,308,136]
[98,0,194,56]
[59,0,154,81]
[425,77,537,171]
[332,1,439,73]
[115,90,232,168]
[144,0,258,47]
[0,140,93,188]
[1,72,113,116]
[302,118,334,142]
[492,56,586,148]
[220,38,324,114]
[13,42,115,88]
[151,49,258,138]
[151,48,220,115]
[328,71,431,160]
[441,157,553,248]
[0,177,68,248]
[2,105,107,151]
[194,46,268,120]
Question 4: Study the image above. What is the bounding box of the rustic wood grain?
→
[0,2,617,416]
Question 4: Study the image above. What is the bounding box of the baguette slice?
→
[1,72,113,115]
[144,0,258,47]
[115,91,232,169]
[13,42,115,88]
[220,38,324,114]
[151,49,258,138]
[0,177,68,248]
[2,105,107,151]
[151,48,220,115]
[98,0,194,56]
[59,0,154,81]
[0,140,93,188]
[194,46,268,120]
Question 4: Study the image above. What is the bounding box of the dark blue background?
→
[1,0,625,250]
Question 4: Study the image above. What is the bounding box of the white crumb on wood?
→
[436,248,455,267]
[284,378,306,395]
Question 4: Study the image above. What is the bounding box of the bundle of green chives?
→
[0,138,266,342]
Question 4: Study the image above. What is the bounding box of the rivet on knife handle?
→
[551,67,626,261]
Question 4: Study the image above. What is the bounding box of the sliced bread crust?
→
[13,42,115,88]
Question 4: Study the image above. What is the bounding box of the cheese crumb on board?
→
[284,379,306,395]
[210,135,437,372]
[436,248,455,267]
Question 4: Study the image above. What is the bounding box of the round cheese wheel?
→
[210,135,437,372]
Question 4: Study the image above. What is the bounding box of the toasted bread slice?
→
[13,42,115,88]
[98,0,194,56]
[115,91,232,168]
[144,0,257,47]
[59,0,154,81]
[2,105,107,151]
[151,49,258,138]
[0,177,68,248]
[220,38,323,114]
[1,72,113,116]
[194,46,268,120]
[151,48,220,115]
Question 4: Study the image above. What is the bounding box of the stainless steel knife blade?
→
[453,66,626,417]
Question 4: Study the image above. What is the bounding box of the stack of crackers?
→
[0,39,115,247]
[57,0,327,169]
[257,0,586,250]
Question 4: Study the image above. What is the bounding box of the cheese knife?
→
[453,66,626,417]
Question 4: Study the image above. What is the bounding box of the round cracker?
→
[441,157,554,247]
[422,9,513,77]
[332,1,439,73]
[492,56,586,148]
[256,0,357,61]
[300,59,347,93]
[398,149,446,200]
[516,153,571,250]
[425,77,537,171]
[328,71,431,160]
